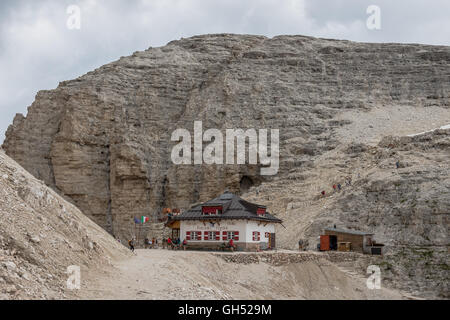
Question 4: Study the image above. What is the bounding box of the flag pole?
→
[137,218,141,248]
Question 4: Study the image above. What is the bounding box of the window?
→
[252,231,261,241]
[202,206,223,215]
[265,232,270,238]
[204,231,218,241]
[257,207,266,216]
[223,231,239,241]
[186,231,202,241]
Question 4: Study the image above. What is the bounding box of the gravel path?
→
[73,249,407,300]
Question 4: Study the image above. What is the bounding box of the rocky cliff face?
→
[244,127,449,298]
[2,34,449,297]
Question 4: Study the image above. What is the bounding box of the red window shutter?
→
[223,231,228,240]
[197,232,202,240]
[233,231,239,241]
[215,231,220,240]
[186,231,191,240]
[204,231,209,240]
[257,232,261,241]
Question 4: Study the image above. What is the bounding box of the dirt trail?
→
[73,249,407,300]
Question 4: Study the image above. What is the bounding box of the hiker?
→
[128,239,135,252]
[152,237,156,249]
[162,238,167,249]
[148,238,153,249]
[298,239,304,251]
[337,183,342,191]
[345,176,352,186]
[396,160,400,169]
[167,237,173,250]
[172,238,178,250]
[182,239,187,251]
[227,238,236,252]
[321,190,326,197]
[332,184,337,192]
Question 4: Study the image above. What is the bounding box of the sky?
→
[1,0,449,142]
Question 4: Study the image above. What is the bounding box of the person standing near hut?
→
[228,238,235,252]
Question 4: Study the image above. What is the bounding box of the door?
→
[172,229,180,239]
[320,235,330,251]
[329,235,338,250]
[269,233,276,249]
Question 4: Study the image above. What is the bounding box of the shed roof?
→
[324,227,374,236]
[172,191,282,223]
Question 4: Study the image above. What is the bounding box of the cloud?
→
[0,0,449,142]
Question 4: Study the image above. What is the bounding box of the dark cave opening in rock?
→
[239,176,254,194]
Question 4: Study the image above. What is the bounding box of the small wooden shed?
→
[323,227,374,253]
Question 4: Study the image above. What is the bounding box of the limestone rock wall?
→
[3,34,450,245]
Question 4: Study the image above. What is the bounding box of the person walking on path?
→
[128,239,135,253]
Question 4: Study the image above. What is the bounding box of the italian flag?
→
[141,216,149,224]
